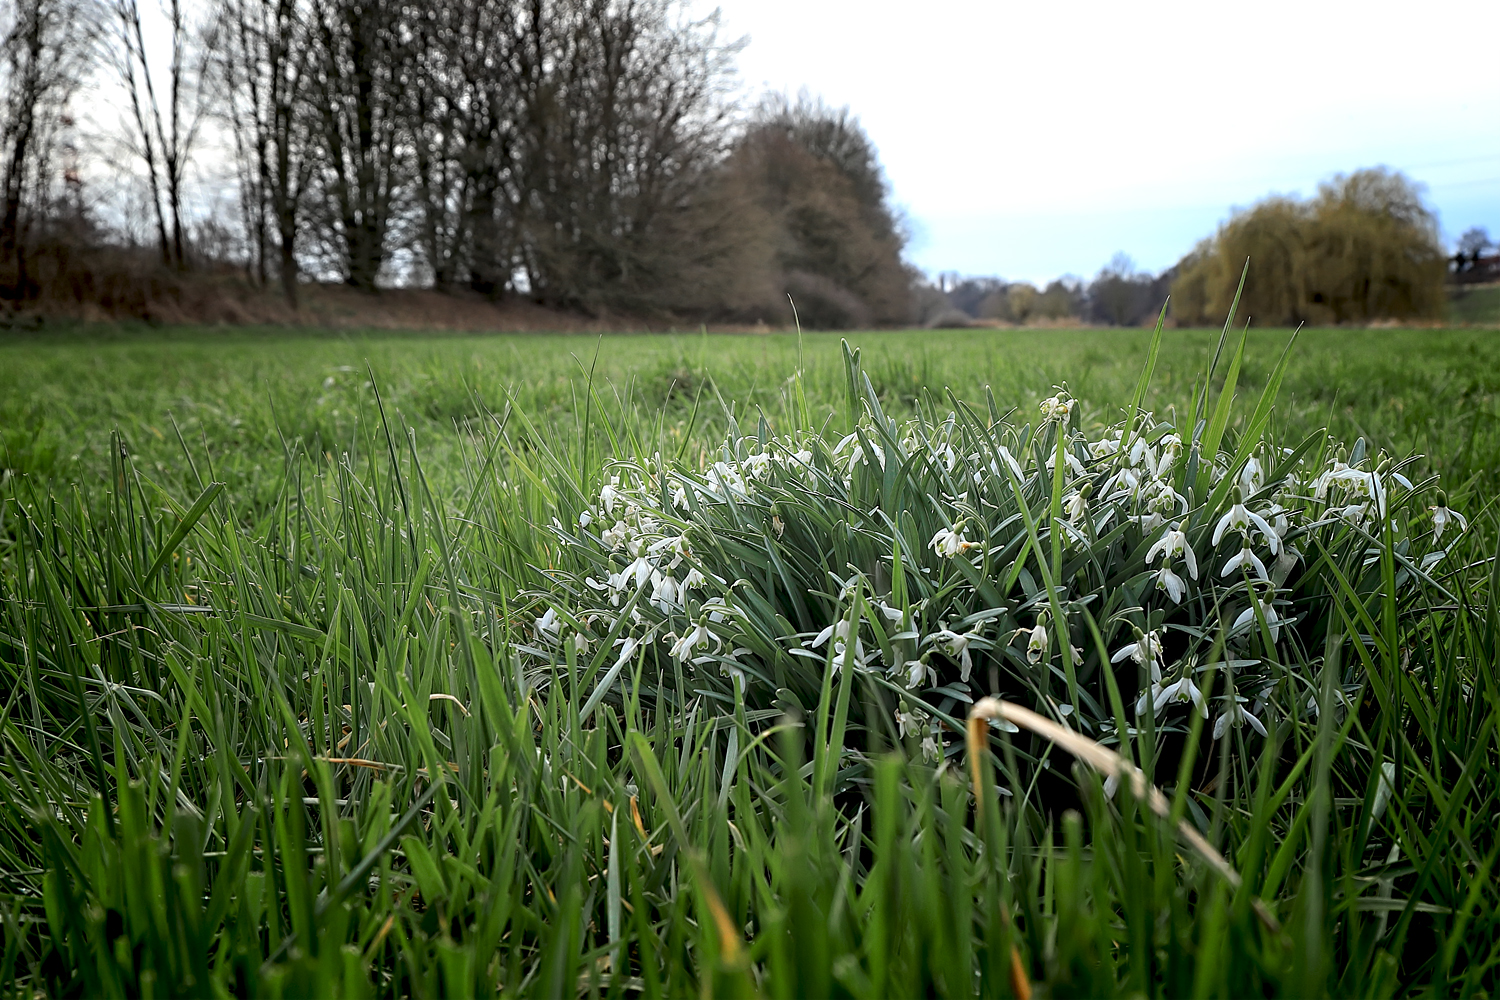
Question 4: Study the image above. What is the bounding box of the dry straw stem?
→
[967,696,1281,933]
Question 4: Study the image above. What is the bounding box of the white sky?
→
[704,0,1500,284]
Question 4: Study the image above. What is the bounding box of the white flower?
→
[1157,676,1207,718]
[1326,467,1388,517]
[929,523,976,558]
[650,573,681,613]
[921,735,942,763]
[1232,597,1282,642]
[600,476,622,514]
[1239,456,1264,496]
[1221,545,1270,582]
[995,446,1025,480]
[669,622,718,662]
[1154,565,1187,603]
[571,632,590,655]
[903,658,935,689]
[1145,524,1198,580]
[1039,391,1075,422]
[1213,701,1268,739]
[535,608,561,644]
[1063,490,1089,523]
[1135,682,1164,717]
[613,635,640,669]
[1026,620,1048,664]
[579,510,593,528]
[896,705,927,739]
[1111,627,1165,682]
[1431,502,1467,542]
[601,520,629,549]
[1212,502,1280,555]
[682,567,707,590]
[928,627,980,682]
[1154,434,1182,477]
[671,481,690,509]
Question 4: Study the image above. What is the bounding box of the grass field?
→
[3,323,1500,996]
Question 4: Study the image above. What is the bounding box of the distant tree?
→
[1036,278,1083,320]
[106,0,209,269]
[0,0,96,295]
[211,0,317,303]
[1458,226,1492,258]
[717,93,913,328]
[1172,168,1445,326]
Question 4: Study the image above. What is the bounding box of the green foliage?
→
[1173,168,1448,326]
[1,323,1500,996]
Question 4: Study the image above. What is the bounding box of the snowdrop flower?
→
[1044,448,1087,480]
[601,520,628,550]
[1157,675,1207,718]
[996,446,1025,480]
[1135,682,1165,718]
[1232,597,1282,642]
[1154,565,1187,603]
[1153,434,1182,477]
[895,704,927,739]
[571,632,590,655]
[929,627,980,682]
[716,647,753,689]
[1026,619,1049,664]
[1145,524,1199,579]
[1039,391,1075,422]
[671,481,690,509]
[1239,456,1264,496]
[1221,545,1270,582]
[1111,627,1165,682]
[1090,434,1121,460]
[1063,485,1090,523]
[669,621,718,662]
[682,567,707,590]
[930,522,976,558]
[579,510,593,528]
[1326,467,1388,517]
[1213,701,1268,739]
[1431,495,1467,542]
[903,658,935,689]
[744,452,771,480]
[921,734,942,763]
[650,573,681,613]
[600,476,622,514]
[535,608,562,644]
[1212,498,1280,555]
[613,635,640,668]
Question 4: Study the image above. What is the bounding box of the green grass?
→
[1449,286,1500,326]
[3,323,1500,997]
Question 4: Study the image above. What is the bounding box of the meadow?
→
[3,321,1500,996]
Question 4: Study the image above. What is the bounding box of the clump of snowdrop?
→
[524,350,1460,770]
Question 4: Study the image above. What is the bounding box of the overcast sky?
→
[702,0,1500,285]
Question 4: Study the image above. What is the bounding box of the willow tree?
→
[1172,168,1446,326]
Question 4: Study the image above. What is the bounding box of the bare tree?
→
[107,0,210,269]
[304,0,410,290]
[1,0,97,295]
[212,0,315,303]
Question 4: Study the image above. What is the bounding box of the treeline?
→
[0,0,913,326]
[932,168,1455,330]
